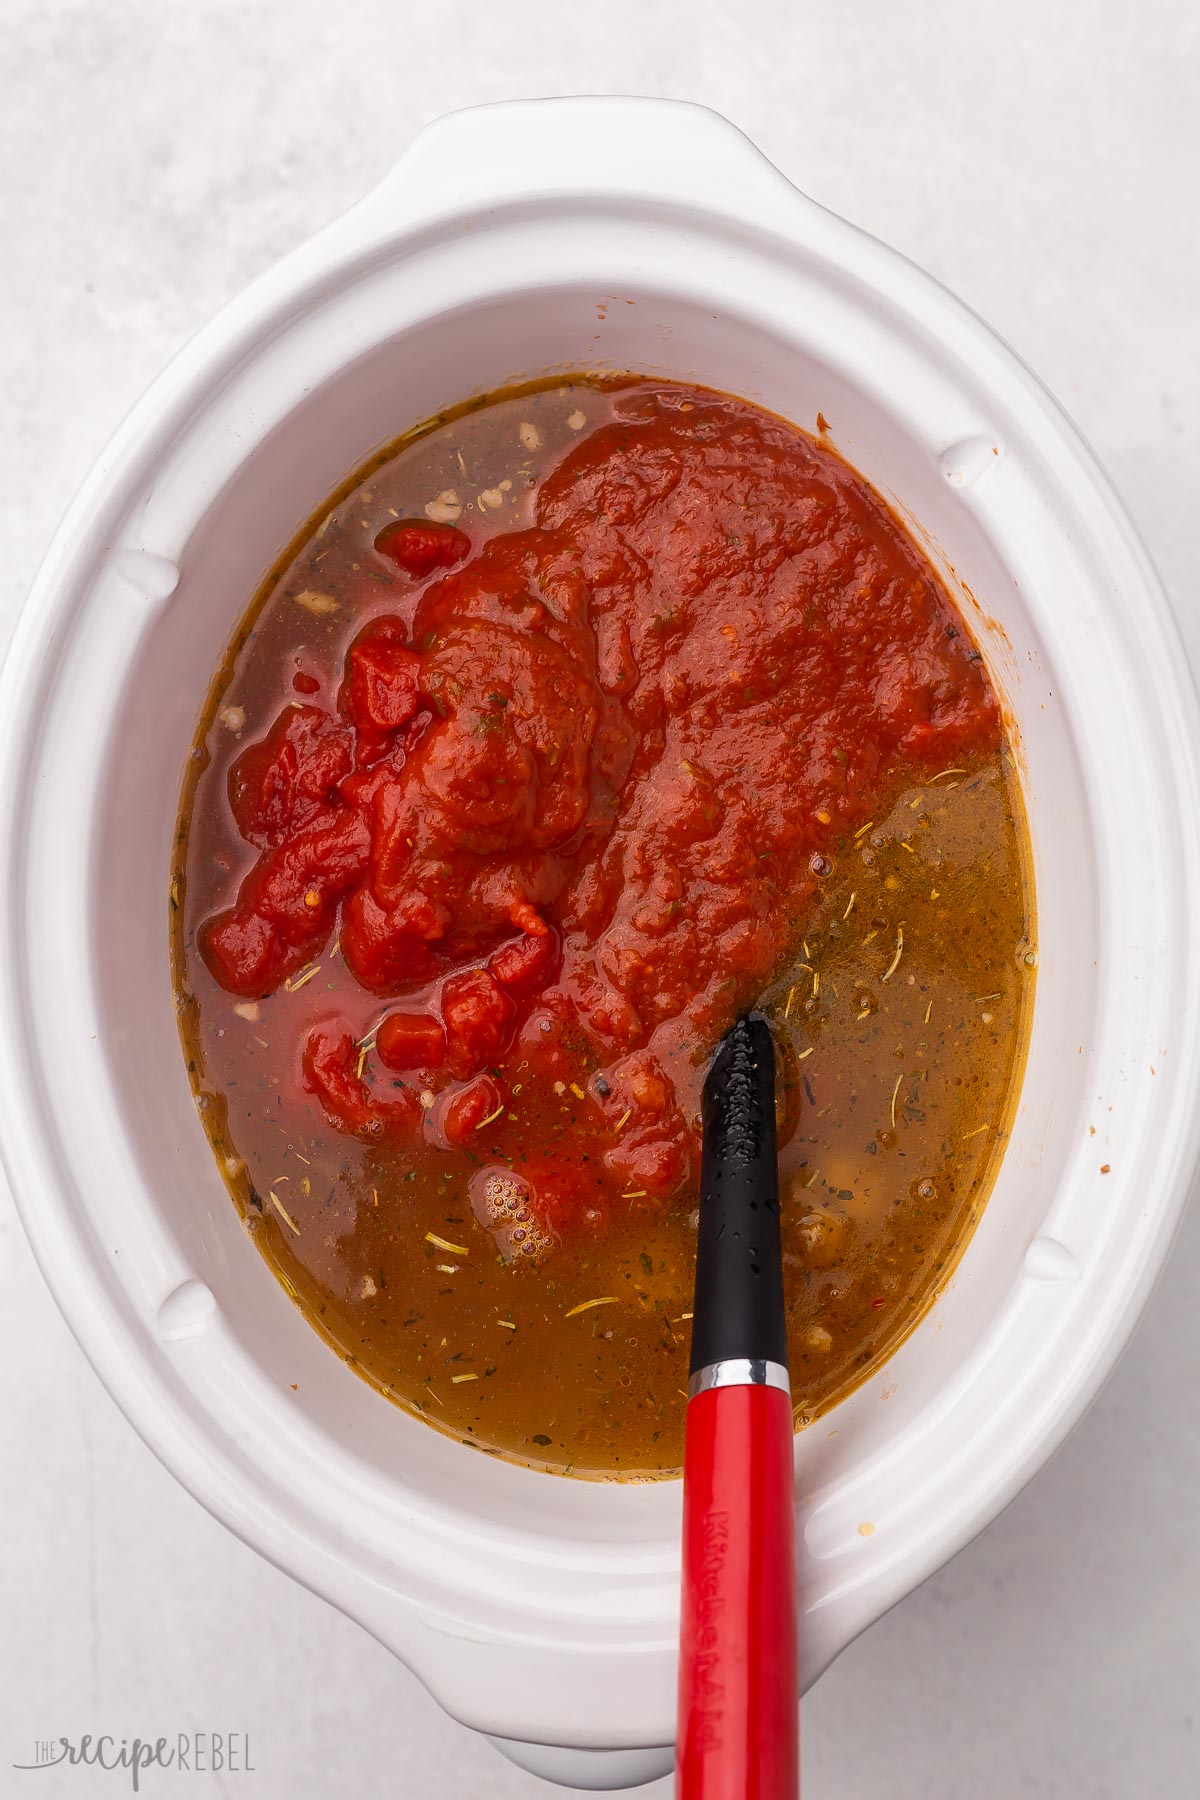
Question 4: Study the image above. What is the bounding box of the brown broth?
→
[171,377,1034,1479]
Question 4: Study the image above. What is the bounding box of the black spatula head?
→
[689,1013,787,1377]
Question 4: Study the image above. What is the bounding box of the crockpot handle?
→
[357,97,811,237]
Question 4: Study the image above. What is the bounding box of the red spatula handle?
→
[677,1372,798,1799]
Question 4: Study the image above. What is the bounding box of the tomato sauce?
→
[173,379,1033,1476]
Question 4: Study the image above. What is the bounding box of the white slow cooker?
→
[2,98,1197,1790]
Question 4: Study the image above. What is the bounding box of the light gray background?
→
[2,2,1197,1795]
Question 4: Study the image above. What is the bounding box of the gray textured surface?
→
[2,2,1198,1794]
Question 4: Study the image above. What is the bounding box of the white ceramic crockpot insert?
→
[2,98,1198,1791]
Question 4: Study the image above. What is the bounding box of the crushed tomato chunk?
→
[374,519,471,578]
